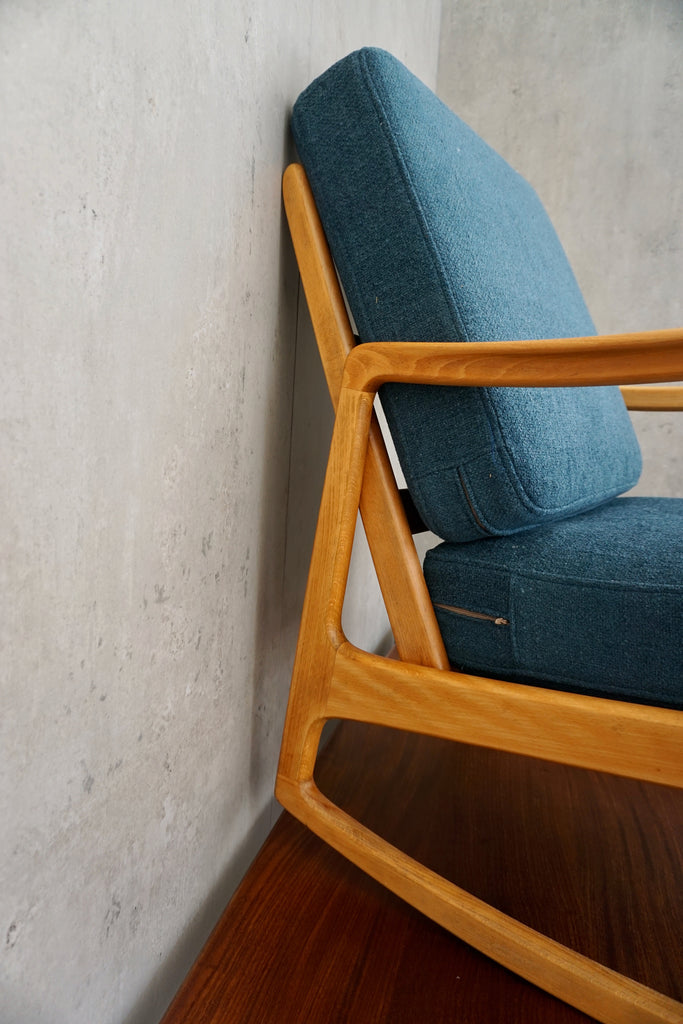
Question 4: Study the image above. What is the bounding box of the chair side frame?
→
[277,163,683,1024]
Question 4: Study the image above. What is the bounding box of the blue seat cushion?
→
[423,497,683,708]
[292,48,642,542]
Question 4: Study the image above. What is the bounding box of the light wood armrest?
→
[342,329,683,393]
[620,385,683,411]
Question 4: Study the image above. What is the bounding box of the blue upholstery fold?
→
[292,48,642,542]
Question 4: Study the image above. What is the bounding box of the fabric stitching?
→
[429,556,683,595]
[381,399,487,538]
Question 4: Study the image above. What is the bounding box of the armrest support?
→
[342,328,683,394]
[620,385,683,411]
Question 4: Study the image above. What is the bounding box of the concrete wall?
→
[0,5,441,1023]
[438,0,682,495]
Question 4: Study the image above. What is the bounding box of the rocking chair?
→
[277,49,683,1024]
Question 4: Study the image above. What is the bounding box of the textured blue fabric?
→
[423,498,683,707]
[292,48,642,542]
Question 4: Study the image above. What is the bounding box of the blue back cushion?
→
[291,48,642,541]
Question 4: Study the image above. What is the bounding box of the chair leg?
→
[277,384,375,785]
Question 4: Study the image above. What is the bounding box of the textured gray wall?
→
[0,5,441,1023]
[438,0,682,495]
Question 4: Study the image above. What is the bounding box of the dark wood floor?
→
[160,721,683,1023]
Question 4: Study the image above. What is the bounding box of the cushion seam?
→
[428,561,683,594]
[477,388,638,516]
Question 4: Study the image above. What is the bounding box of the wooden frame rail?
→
[621,384,683,410]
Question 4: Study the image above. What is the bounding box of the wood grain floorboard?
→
[160,721,683,1023]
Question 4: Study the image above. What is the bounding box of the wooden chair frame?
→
[277,163,683,1024]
